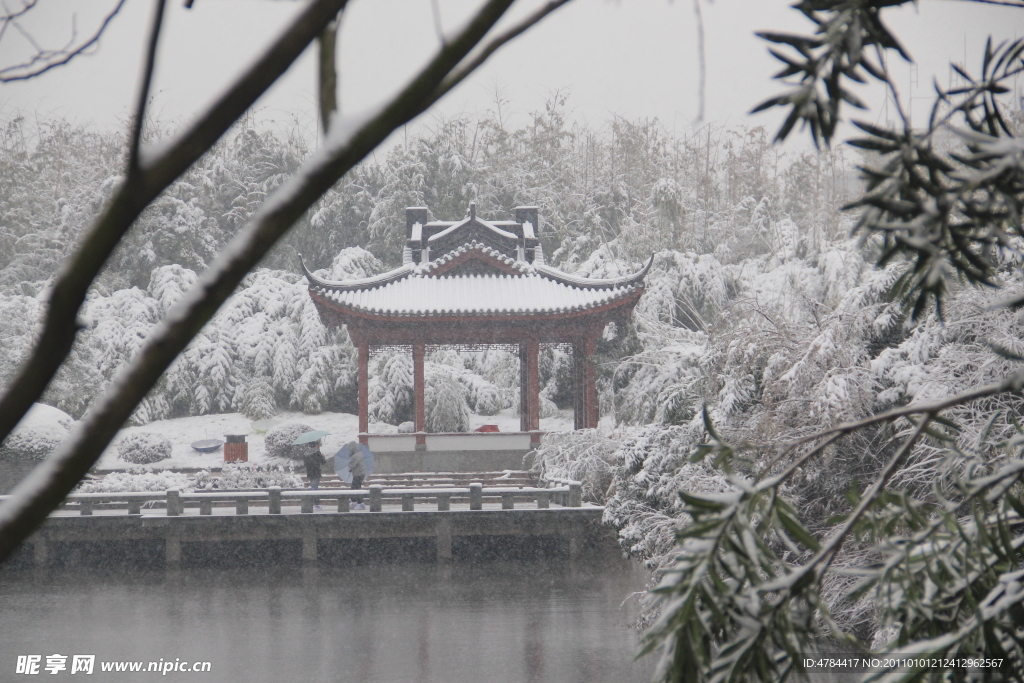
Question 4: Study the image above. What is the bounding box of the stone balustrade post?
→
[301,496,314,514]
[436,493,451,511]
[166,490,180,517]
[537,491,550,509]
[269,487,282,515]
[236,497,249,515]
[568,483,582,507]
[469,483,483,511]
[79,499,93,516]
[501,492,515,510]
[369,485,382,512]
[402,494,415,512]
[199,499,213,515]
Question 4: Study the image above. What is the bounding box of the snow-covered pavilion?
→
[302,204,649,468]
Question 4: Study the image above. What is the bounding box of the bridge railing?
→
[538,476,585,507]
[0,481,584,516]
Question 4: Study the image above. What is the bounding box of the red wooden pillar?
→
[412,342,426,446]
[583,337,598,428]
[526,340,540,432]
[573,338,599,429]
[357,342,369,444]
[519,344,529,432]
[573,341,585,430]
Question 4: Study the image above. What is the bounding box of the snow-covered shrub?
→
[472,383,502,415]
[367,349,413,425]
[0,403,75,462]
[462,374,502,415]
[264,422,317,460]
[192,463,303,490]
[539,395,560,419]
[75,469,192,493]
[425,374,470,433]
[116,432,172,464]
[532,429,620,503]
[242,376,277,420]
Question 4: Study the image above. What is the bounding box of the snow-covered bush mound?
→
[241,377,277,420]
[311,246,383,281]
[75,470,192,493]
[426,375,470,432]
[192,463,303,490]
[264,422,317,460]
[0,403,75,462]
[117,432,172,464]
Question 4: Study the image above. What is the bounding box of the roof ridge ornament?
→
[469,202,476,220]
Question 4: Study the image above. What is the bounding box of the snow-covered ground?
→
[94,408,577,471]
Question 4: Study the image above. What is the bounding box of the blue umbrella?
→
[292,430,330,445]
[334,442,375,483]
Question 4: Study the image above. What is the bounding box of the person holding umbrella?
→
[293,430,330,511]
[335,440,374,510]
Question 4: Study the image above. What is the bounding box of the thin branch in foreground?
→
[0,0,565,564]
[0,0,38,45]
[432,0,571,102]
[0,0,127,82]
[128,0,168,173]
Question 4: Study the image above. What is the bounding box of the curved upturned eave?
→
[533,254,654,290]
[299,254,415,291]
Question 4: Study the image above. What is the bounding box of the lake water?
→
[0,551,655,682]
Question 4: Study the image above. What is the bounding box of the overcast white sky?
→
[0,0,1021,151]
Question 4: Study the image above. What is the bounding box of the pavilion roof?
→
[302,243,651,320]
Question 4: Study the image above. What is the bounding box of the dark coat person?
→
[303,448,325,482]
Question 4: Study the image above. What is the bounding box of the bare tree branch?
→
[0,0,569,563]
[0,0,349,461]
[317,15,339,135]
[128,0,168,174]
[952,0,1024,6]
[0,0,38,46]
[432,0,571,103]
[0,0,127,82]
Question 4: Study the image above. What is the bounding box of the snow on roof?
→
[311,270,641,317]
[421,241,530,275]
[303,240,651,319]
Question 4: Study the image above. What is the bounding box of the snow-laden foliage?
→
[0,403,75,462]
[0,257,366,423]
[73,464,303,493]
[534,427,731,570]
[366,347,536,427]
[263,422,318,460]
[191,463,303,490]
[75,470,193,493]
[367,350,414,425]
[425,373,471,433]
[116,432,172,465]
